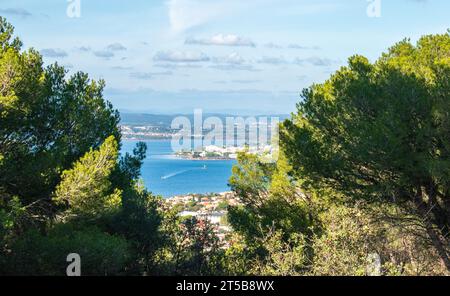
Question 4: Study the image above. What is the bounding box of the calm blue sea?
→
[121,140,236,197]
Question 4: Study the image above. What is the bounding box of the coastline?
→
[165,191,234,200]
[121,139,236,197]
[173,155,236,161]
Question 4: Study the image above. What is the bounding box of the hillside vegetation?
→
[0,18,448,275]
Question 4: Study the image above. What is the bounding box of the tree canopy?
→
[0,16,120,205]
[281,32,450,270]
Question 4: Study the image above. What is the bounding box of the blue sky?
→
[0,0,449,114]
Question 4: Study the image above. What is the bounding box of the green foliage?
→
[0,17,22,51]
[220,234,254,275]
[225,151,316,276]
[216,200,229,211]
[110,184,163,273]
[0,196,24,244]
[0,18,120,205]
[1,17,448,276]
[0,18,160,276]
[250,231,307,276]
[114,141,147,189]
[185,201,202,212]
[177,217,223,275]
[228,152,313,244]
[229,152,273,203]
[310,201,447,276]
[6,224,130,276]
[53,136,122,218]
[281,32,450,270]
[155,215,224,276]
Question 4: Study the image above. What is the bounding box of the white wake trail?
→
[160,166,207,180]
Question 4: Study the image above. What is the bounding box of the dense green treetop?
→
[281,31,450,270]
[0,17,120,204]
[54,136,122,218]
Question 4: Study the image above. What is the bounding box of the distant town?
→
[120,112,281,161]
[119,112,289,141]
[120,125,174,140]
[164,192,241,246]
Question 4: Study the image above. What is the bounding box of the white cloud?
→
[257,56,288,65]
[107,43,127,51]
[0,8,32,18]
[76,46,91,52]
[294,57,335,66]
[130,71,173,80]
[41,48,68,58]
[232,80,261,84]
[212,52,246,65]
[209,64,260,72]
[210,52,258,71]
[153,50,210,63]
[288,44,320,50]
[264,42,283,49]
[186,34,256,47]
[154,63,203,69]
[94,50,115,59]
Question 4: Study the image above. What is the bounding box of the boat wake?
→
[161,166,208,180]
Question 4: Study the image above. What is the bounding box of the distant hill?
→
[119,112,290,126]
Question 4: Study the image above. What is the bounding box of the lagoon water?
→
[121,140,236,197]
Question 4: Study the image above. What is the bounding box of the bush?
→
[6,224,131,276]
[310,202,448,276]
